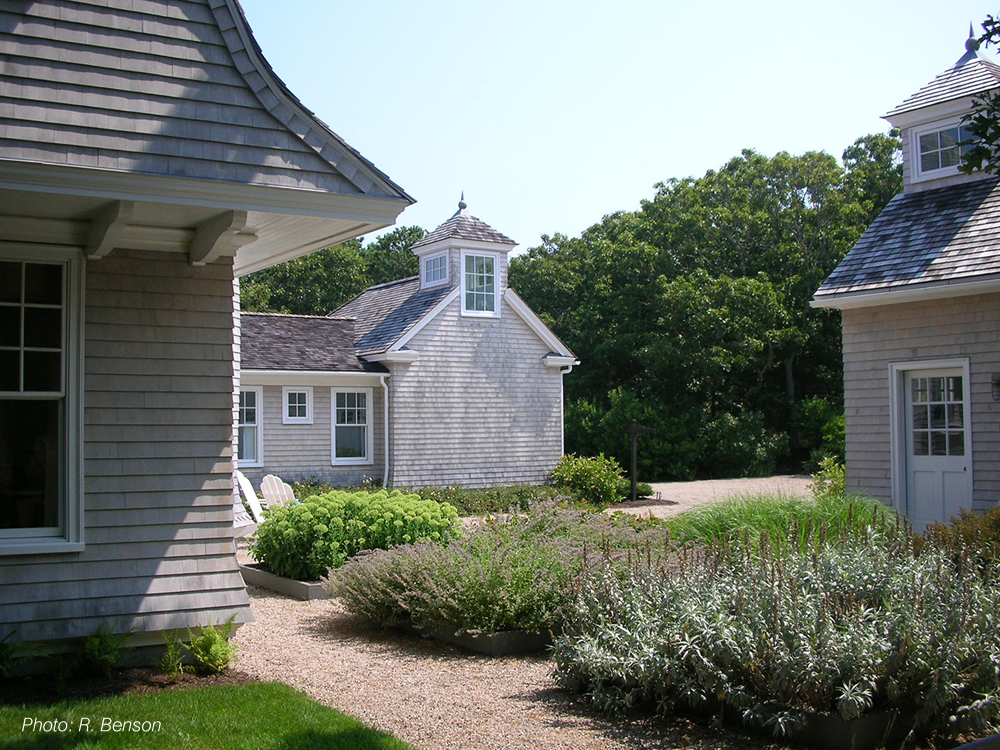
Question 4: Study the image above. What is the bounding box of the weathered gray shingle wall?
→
[842,293,1000,510]
[1,250,249,641]
[387,298,564,488]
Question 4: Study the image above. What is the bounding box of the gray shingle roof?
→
[885,46,1000,118]
[815,177,1000,299]
[410,204,515,250]
[241,313,386,372]
[332,277,455,356]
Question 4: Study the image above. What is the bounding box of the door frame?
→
[888,357,972,519]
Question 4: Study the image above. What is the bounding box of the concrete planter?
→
[418,626,552,656]
[239,564,329,601]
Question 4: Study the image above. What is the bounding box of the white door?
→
[903,368,972,531]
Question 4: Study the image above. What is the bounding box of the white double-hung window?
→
[461,251,499,317]
[332,388,373,464]
[0,248,83,554]
[422,252,448,288]
[238,387,263,467]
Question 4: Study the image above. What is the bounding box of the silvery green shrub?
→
[250,489,459,581]
[552,528,1000,741]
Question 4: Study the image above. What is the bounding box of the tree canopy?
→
[240,226,426,315]
[960,16,1000,174]
[509,133,902,480]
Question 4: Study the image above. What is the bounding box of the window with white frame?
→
[462,252,499,316]
[0,249,83,553]
[332,388,372,464]
[238,387,263,466]
[282,386,312,424]
[422,253,448,288]
[916,122,975,178]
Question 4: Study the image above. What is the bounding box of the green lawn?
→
[0,682,417,750]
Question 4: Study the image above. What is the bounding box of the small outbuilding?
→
[813,31,1000,529]
[239,200,579,489]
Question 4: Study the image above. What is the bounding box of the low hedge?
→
[249,490,459,581]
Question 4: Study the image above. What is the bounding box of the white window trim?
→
[421,251,449,289]
[887,358,972,516]
[911,117,973,183]
[282,386,313,425]
[238,386,264,468]
[460,250,501,318]
[331,386,374,466]
[0,245,84,556]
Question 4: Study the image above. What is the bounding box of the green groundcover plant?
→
[250,489,459,581]
[552,521,1000,743]
[327,502,666,635]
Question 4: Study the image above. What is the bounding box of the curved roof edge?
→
[216,0,414,206]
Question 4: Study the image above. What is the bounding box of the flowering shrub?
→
[553,524,1000,742]
[249,490,459,581]
[327,502,667,634]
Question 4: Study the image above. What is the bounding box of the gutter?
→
[379,374,390,487]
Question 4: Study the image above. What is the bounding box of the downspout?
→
[379,374,390,487]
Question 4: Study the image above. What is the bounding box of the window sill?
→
[0,539,85,556]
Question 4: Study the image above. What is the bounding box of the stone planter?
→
[417,626,552,656]
[239,564,329,601]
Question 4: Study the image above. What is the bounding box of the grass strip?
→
[1,681,416,750]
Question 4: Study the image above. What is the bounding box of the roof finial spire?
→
[458,191,467,211]
[967,23,981,52]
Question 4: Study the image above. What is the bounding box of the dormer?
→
[409,197,517,318]
[886,28,1000,193]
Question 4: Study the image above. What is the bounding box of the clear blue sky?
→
[239,0,1000,252]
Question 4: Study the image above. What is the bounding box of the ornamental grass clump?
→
[250,489,459,581]
[327,502,667,635]
[552,523,1000,743]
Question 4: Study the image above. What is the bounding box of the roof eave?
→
[811,275,1000,309]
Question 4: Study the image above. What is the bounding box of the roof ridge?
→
[242,311,354,321]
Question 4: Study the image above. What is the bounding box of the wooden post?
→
[630,419,657,503]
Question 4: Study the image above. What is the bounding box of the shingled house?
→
[239,200,578,489]
[1,0,411,650]
[812,31,1000,530]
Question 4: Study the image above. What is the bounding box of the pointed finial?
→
[967,23,981,52]
[458,191,467,211]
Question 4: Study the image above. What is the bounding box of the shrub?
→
[328,502,667,635]
[81,624,129,679]
[809,455,846,502]
[551,454,628,506]
[185,615,237,675]
[250,489,459,581]
[553,527,1000,742]
[927,505,1000,563]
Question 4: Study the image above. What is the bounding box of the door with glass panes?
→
[903,367,971,530]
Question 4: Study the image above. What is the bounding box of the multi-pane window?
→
[282,387,312,424]
[238,388,262,465]
[0,255,78,548]
[333,389,371,463]
[918,125,974,174]
[910,375,965,456]
[463,253,497,315]
[423,254,448,287]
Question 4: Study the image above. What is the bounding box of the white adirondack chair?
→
[235,470,266,524]
[232,490,257,538]
[260,474,295,507]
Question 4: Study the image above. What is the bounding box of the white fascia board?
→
[504,288,576,357]
[364,350,420,364]
[391,288,461,350]
[886,95,987,130]
[811,275,1000,309]
[0,160,410,223]
[412,237,517,257]
[543,355,579,368]
[240,370,386,387]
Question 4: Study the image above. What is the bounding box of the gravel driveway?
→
[233,477,809,750]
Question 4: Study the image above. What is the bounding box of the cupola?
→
[409,196,517,318]
[885,26,1000,192]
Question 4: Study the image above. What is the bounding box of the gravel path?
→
[233,477,807,750]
